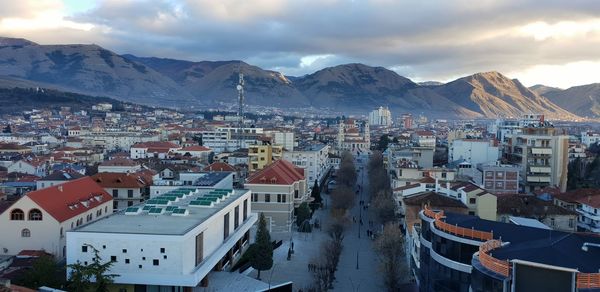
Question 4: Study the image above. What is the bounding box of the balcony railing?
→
[423,205,493,241]
[577,273,600,289]
[477,239,600,289]
[478,240,511,277]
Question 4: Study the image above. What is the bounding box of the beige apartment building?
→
[248,144,283,173]
[245,160,308,233]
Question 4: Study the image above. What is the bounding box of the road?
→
[332,152,382,292]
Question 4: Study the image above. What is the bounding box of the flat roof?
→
[75,188,248,236]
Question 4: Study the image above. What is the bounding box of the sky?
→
[1,0,600,88]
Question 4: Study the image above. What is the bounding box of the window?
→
[265,194,270,203]
[160,248,165,253]
[234,206,240,229]
[153,259,159,266]
[82,245,88,252]
[21,228,31,237]
[224,213,230,240]
[468,211,475,215]
[60,227,63,238]
[111,256,117,262]
[252,193,258,202]
[113,201,118,210]
[122,249,127,253]
[277,194,282,203]
[112,189,118,198]
[550,218,555,226]
[139,265,142,269]
[127,201,133,207]
[243,199,248,221]
[128,190,134,198]
[569,218,574,228]
[469,198,476,204]
[125,259,130,264]
[195,232,204,266]
[10,209,24,220]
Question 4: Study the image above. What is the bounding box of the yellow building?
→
[248,144,283,172]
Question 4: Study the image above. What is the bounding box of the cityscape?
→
[1,1,600,292]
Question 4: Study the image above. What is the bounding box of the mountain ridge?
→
[0,37,588,119]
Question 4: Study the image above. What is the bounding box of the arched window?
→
[28,209,42,221]
[21,228,30,237]
[10,209,24,220]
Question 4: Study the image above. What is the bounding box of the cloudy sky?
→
[1,0,600,88]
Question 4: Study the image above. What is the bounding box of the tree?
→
[310,179,322,210]
[377,134,390,151]
[330,185,355,212]
[16,255,65,289]
[67,244,117,292]
[296,202,312,231]
[374,223,408,292]
[372,192,397,224]
[251,213,273,280]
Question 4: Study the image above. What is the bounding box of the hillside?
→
[0,37,587,119]
[0,37,193,105]
[0,87,141,114]
[430,72,576,119]
[529,84,562,95]
[544,84,600,118]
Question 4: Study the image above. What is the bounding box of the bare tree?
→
[372,191,397,224]
[374,223,408,292]
[330,185,355,212]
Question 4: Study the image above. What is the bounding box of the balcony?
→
[530,147,552,155]
[528,166,551,174]
[577,221,600,233]
[577,208,600,221]
[526,175,551,183]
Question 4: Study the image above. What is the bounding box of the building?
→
[401,191,468,232]
[442,182,498,220]
[504,123,569,192]
[36,170,85,190]
[496,194,577,232]
[130,141,182,159]
[283,143,331,186]
[581,131,600,147]
[414,207,600,292]
[67,188,255,289]
[201,127,264,153]
[474,162,520,195]
[91,172,152,211]
[98,158,142,173]
[0,177,113,259]
[368,106,392,126]
[400,114,413,129]
[245,160,308,233]
[385,144,434,169]
[248,144,283,173]
[449,139,499,165]
[79,131,160,152]
[271,131,295,151]
[411,130,436,148]
[336,119,370,153]
[174,146,213,162]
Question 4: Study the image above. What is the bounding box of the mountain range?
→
[0,37,597,119]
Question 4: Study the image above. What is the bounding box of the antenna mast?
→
[236,68,245,149]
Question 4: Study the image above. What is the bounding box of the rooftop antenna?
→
[236,64,245,149]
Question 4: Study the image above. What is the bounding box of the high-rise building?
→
[504,122,569,193]
[368,106,392,126]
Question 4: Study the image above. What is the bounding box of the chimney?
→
[58,185,63,192]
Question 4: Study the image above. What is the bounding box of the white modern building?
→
[201,127,264,153]
[67,188,255,289]
[449,139,500,165]
[368,106,392,126]
[581,131,600,147]
[80,131,160,152]
[283,143,331,185]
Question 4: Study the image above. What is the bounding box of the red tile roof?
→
[181,145,211,152]
[131,141,180,149]
[91,172,152,189]
[25,177,112,223]
[203,162,236,172]
[99,157,139,167]
[247,159,305,185]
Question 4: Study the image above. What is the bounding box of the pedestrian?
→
[308,263,311,271]
[360,219,363,225]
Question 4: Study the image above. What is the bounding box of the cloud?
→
[1,0,600,87]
